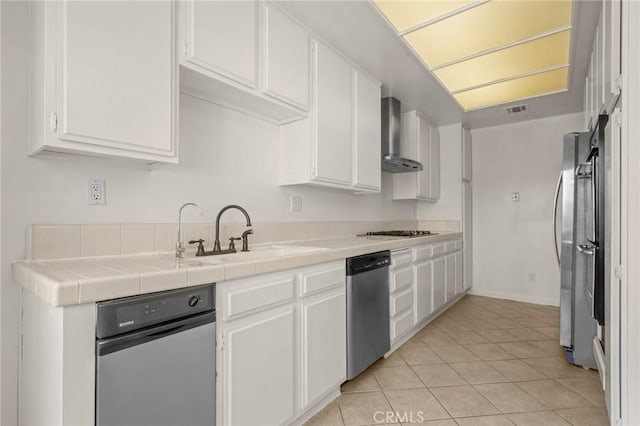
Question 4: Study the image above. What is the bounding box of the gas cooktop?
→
[362,230,439,237]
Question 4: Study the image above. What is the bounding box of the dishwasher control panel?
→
[96,284,215,339]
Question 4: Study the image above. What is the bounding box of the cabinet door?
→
[429,125,441,200]
[56,1,176,156]
[223,306,295,425]
[462,128,472,181]
[414,261,433,324]
[445,254,455,302]
[300,288,346,409]
[432,257,446,311]
[263,4,310,110]
[313,42,353,186]
[416,116,432,199]
[455,252,463,295]
[185,0,258,87]
[353,71,382,191]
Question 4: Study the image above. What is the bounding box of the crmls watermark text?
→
[373,410,425,424]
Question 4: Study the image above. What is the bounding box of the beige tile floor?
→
[306,295,607,426]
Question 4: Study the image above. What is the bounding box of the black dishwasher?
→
[95,284,216,426]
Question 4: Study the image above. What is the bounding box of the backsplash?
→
[25,220,461,261]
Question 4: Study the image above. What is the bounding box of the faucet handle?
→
[189,239,206,257]
[228,237,241,251]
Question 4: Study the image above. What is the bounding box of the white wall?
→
[0,3,414,424]
[470,112,583,306]
[417,123,463,222]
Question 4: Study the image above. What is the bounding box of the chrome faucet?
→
[213,205,252,252]
[176,202,203,258]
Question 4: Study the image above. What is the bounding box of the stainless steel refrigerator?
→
[554,115,608,369]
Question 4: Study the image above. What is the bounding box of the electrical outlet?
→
[290,195,303,212]
[88,179,106,205]
[512,192,520,202]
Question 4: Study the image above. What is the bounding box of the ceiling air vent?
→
[504,104,528,114]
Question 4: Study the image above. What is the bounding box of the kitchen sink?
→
[194,244,328,263]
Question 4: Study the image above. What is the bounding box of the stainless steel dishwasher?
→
[95,284,216,426]
[346,251,391,380]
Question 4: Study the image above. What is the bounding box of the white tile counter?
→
[13,232,461,306]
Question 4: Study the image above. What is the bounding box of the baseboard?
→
[467,288,559,307]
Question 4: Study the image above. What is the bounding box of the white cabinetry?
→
[389,250,414,345]
[279,41,382,193]
[393,111,441,201]
[29,1,178,164]
[414,260,433,324]
[584,0,622,130]
[179,1,309,123]
[218,261,345,424]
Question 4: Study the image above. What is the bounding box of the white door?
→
[429,125,441,200]
[262,3,310,110]
[314,42,353,186]
[353,71,382,191]
[417,117,432,199]
[414,261,433,324]
[185,0,258,87]
[222,306,295,425]
[56,1,176,155]
[445,254,456,301]
[455,251,463,295]
[432,257,445,311]
[300,288,346,410]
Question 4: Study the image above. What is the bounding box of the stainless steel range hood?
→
[381,97,423,173]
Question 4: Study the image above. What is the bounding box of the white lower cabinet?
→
[300,287,346,410]
[445,253,456,302]
[432,257,446,311]
[222,305,296,425]
[414,261,433,324]
[218,261,345,424]
[455,251,463,295]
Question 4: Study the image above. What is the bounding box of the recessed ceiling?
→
[374,0,574,111]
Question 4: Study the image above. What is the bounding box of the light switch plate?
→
[512,192,520,202]
[290,195,303,212]
[88,179,106,205]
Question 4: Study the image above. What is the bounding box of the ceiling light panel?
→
[434,30,571,92]
[453,67,569,110]
[373,0,475,33]
[404,0,572,68]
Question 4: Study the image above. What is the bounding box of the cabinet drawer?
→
[391,288,413,317]
[300,264,345,297]
[390,266,413,293]
[391,249,412,268]
[454,239,463,251]
[391,309,414,342]
[444,241,456,254]
[223,275,295,320]
[413,245,432,262]
[431,243,445,257]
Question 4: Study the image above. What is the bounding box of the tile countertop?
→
[12,232,462,307]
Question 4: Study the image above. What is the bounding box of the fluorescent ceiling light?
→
[373,0,574,111]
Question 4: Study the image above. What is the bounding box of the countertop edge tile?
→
[13,233,462,306]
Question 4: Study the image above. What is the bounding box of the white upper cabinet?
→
[263,3,311,110]
[392,111,441,201]
[279,41,382,193]
[314,42,353,186]
[584,0,623,130]
[29,1,178,163]
[184,0,258,88]
[179,1,308,123]
[353,71,382,192]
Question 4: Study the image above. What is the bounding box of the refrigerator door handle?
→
[553,172,562,265]
[577,244,597,255]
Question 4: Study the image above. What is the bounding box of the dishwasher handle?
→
[97,310,215,357]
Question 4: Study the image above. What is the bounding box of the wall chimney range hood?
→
[381,97,423,173]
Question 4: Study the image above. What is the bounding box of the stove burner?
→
[364,230,438,237]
